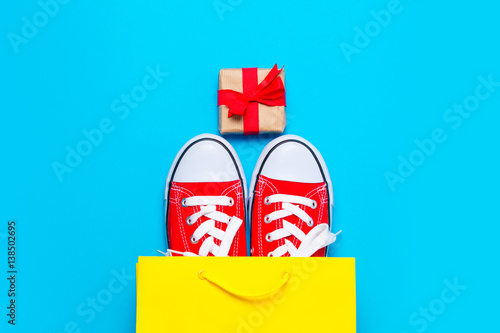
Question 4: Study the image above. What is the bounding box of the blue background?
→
[1,0,499,332]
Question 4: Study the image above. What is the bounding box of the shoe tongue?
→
[260,175,325,197]
[172,180,240,197]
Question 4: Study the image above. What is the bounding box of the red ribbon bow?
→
[217,64,286,118]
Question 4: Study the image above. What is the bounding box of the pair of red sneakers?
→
[162,134,340,257]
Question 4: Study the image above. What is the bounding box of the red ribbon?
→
[218,64,286,135]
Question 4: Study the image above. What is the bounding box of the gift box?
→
[218,64,286,135]
[136,257,356,332]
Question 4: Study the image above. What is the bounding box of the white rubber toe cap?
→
[172,136,240,183]
[260,138,325,183]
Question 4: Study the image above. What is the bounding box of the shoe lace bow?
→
[159,196,242,257]
[264,194,341,257]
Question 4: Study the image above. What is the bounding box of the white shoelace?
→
[159,196,243,257]
[264,194,341,257]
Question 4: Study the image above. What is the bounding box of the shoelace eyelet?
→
[311,200,317,209]
[265,233,273,242]
[228,198,234,206]
[190,235,198,244]
[307,218,314,227]
[264,215,271,223]
[267,252,274,257]
[186,216,194,225]
[264,196,271,205]
[181,198,188,207]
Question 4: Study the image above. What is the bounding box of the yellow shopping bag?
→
[136,257,356,332]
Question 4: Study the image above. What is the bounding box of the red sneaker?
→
[163,134,247,256]
[249,135,341,257]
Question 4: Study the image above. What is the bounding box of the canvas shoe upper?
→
[163,134,247,256]
[249,135,340,257]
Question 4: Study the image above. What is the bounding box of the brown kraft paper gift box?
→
[218,66,286,135]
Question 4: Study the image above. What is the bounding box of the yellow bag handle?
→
[198,270,291,301]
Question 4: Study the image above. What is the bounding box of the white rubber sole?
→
[163,134,247,250]
[247,135,335,253]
